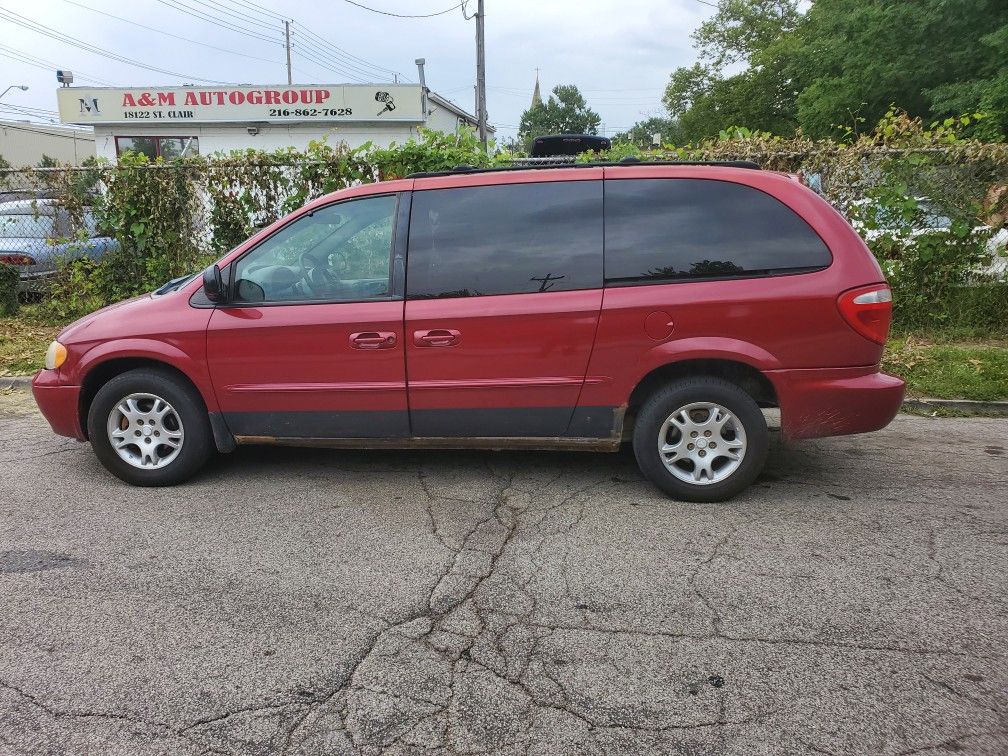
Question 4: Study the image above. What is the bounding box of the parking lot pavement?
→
[0,391,1005,755]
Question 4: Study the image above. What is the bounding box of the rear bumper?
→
[767,366,906,441]
[31,369,85,441]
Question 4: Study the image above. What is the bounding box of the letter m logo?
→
[78,98,100,114]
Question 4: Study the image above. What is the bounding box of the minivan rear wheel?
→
[87,368,213,486]
[633,377,768,502]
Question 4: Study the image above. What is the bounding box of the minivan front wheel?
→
[87,368,213,486]
[633,377,768,502]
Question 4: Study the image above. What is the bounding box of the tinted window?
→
[407,181,602,298]
[233,194,396,303]
[604,179,831,284]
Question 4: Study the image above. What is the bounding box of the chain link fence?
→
[0,143,1006,329]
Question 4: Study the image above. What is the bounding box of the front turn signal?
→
[44,340,67,371]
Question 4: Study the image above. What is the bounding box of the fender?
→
[70,338,221,413]
[627,336,781,392]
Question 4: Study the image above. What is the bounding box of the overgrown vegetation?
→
[0,263,18,317]
[0,115,1005,394]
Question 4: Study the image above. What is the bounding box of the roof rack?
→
[407,157,762,179]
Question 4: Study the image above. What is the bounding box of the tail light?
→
[0,254,35,266]
[837,285,893,345]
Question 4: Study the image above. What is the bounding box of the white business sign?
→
[58,85,423,125]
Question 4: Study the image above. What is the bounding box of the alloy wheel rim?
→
[657,401,747,485]
[106,392,184,470]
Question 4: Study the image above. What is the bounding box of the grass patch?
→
[884,335,1008,401]
[0,306,70,376]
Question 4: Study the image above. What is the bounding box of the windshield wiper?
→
[154,273,197,295]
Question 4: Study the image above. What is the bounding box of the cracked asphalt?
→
[0,390,1006,755]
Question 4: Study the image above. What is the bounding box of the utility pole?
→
[475,0,487,151]
[284,21,292,85]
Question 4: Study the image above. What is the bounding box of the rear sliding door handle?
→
[350,331,397,349]
[414,328,461,347]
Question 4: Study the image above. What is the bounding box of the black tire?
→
[632,376,769,502]
[87,368,214,486]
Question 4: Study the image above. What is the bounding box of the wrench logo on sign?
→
[375,91,396,116]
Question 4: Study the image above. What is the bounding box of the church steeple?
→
[531,68,542,108]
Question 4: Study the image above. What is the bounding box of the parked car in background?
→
[32,161,905,501]
[0,199,117,291]
[850,197,1008,278]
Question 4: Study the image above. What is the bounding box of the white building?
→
[56,84,490,161]
[0,120,95,167]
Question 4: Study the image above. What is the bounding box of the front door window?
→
[232,194,397,303]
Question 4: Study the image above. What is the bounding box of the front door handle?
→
[350,331,397,349]
[414,328,461,347]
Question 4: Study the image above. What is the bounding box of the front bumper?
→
[767,366,906,441]
[17,270,55,293]
[31,369,85,441]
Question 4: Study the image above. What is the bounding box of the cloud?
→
[1,0,711,139]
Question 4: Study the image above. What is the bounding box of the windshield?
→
[0,213,53,239]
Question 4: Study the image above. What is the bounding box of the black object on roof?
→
[531,134,612,157]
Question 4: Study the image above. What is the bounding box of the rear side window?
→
[604,178,831,285]
[407,180,602,299]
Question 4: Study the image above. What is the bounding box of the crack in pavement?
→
[3,399,1006,755]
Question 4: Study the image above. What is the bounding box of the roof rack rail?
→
[407,159,761,179]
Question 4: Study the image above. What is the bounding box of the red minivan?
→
[32,162,905,501]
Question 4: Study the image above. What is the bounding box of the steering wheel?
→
[299,250,339,296]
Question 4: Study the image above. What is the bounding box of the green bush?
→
[0,262,18,316]
[44,258,107,321]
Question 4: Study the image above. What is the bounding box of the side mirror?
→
[202,264,226,303]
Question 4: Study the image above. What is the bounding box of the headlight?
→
[44,341,67,371]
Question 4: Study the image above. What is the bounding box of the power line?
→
[0,7,231,84]
[150,0,396,83]
[342,0,463,18]
[197,0,282,33]
[223,0,402,76]
[153,0,281,44]
[0,102,59,116]
[212,0,408,81]
[298,26,406,80]
[153,0,377,83]
[60,0,287,68]
[288,41,369,84]
[290,31,384,82]
[0,43,116,85]
[216,0,284,23]
[0,119,92,136]
[205,0,391,80]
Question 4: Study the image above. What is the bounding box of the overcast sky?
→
[0,0,715,141]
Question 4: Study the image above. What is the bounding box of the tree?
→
[659,0,1008,142]
[923,21,1008,141]
[612,117,681,148]
[786,0,1008,138]
[662,1,801,141]
[663,64,715,120]
[692,0,800,67]
[517,85,601,150]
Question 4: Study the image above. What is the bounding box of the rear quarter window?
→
[604,178,832,285]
